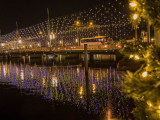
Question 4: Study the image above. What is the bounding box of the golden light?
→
[133,14,138,20]
[129,2,137,7]
[39,31,43,35]
[147,101,152,107]
[79,86,83,95]
[134,55,140,60]
[151,38,154,41]
[142,71,147,77]
[76,21,80,26]
[130,54,134,58]
[50,33,55,39]
[159,106,160,109]
[89,22,93,26]
[75,39,78,43]
[60,41,62,44]
[30,45,32,48]
[92,84,96,93]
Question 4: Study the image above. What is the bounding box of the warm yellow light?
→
[39,31,43,35]
[92,84,96,93]
[147,101,152,107]
[149,103,152,107]
[79,86,83,95]
[142,72,147,77]
[130,55,134,58]
[50,33,55,39]
[75,39,78,43]
[30,45,32,47]
[133,14,138,20]
[159,106,160,109]
[76,21,80,26]
[50,35,52,39]
[151,38,154,41]
[130,2,137,7]
[89,22,93,26]
[135,55,139,60]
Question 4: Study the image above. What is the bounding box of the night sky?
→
[0,0,100,34]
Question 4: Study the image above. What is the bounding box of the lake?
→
[0,54,134,120]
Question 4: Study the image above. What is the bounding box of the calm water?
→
[0,55,134,120]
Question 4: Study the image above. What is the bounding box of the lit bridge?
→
[0,0,132,58]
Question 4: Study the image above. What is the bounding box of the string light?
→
[1,0,133,48]
[142,71,147,77]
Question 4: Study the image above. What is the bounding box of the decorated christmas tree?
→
[122,45,160,119]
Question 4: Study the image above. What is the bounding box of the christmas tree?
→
[122,45,160,119]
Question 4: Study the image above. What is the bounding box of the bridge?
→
[0,0,133,58]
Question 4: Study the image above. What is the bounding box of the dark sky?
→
[0,0,100,34]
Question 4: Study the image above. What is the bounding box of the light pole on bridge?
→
[47,8,55,52]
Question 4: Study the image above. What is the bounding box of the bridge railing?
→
[0,44,119,54]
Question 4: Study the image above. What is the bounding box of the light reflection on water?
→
[0,61,133,120]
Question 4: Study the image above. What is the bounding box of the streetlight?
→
[18,37,22,49]
[129,2,137,7]
[39,31,43,35]
[1,43,5,47]
[129,0,150,43]
[132,13,138,40]
[49,32,55,51]
[89,21,93,27]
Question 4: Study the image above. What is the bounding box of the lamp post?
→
[49,32,55,51]
[18,37,22,53]
[75,21,80,47]
[47,8,51,52]
[129,1,150,43]
[133,14,138,40]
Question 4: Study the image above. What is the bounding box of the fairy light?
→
[130,54,134,58]
[135,55,140,60]
[133,14,138,20]
[142,72,147,77]
[1,0,132,48]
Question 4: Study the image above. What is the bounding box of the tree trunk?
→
[154,29,160,49]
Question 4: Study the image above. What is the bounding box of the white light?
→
[130,55,134,58]
[130,2,137,7]
[142,72,147,77]
[1,43,5,47]
[52,76,58,87]
[133,14,138,20]
[18,40,22,44]
[135,55,139,60]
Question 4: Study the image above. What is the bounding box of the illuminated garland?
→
[1,0,133,47]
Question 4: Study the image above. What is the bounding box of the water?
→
[0,55,134,120]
